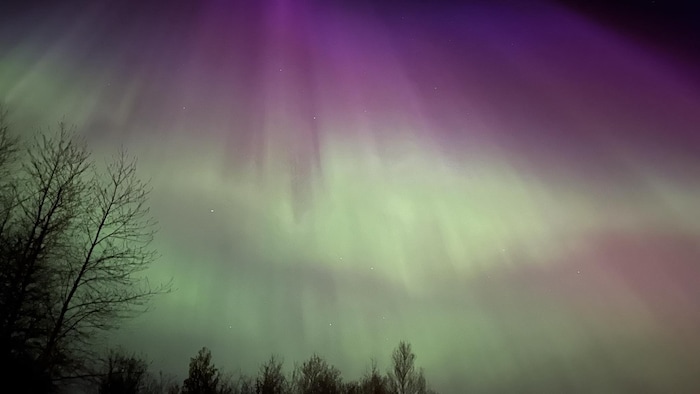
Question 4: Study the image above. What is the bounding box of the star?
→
[210,209,214,213]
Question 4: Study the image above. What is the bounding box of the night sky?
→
[2,0,700,392]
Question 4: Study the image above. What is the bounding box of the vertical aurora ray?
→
[1,0,699,391]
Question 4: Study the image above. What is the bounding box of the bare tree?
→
[143,370,181,394]
[344,381,361,394]
[256,355,287,394]
[0,104,18,175]
[237,374,256,394]
[0,124,92,380]
[0,104,20,253]
[387,341,427,394]
[360,358,389,394]
[0,119,169,385]
[218,372,237,394]
[98,347,150,394]
[0,104,21,342]
[292,354,343,394]
[40,147,168,375]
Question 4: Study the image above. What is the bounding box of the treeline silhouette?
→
[98,341,438,394]
[0,109,438,393]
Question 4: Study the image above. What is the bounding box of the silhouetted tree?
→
[255,355,287,394]
[0,104,18,200]
[0,110,56,394]
[292,354,343,394]
[0,116,169,385]
[182,347,221,394]
[359,359,389,394]
[143,370,181,394]
[0,122,93,390]
[0,106,18,295]
[166,383,181,394]
[98,348,149,394]
[237,374,256,394]
[219,372,237,394]
[344,381,361,394]
[387,342,426,394]
[40,144,169,377]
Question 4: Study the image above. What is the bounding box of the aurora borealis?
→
[2,0,700,391]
